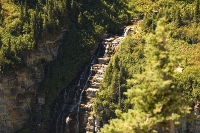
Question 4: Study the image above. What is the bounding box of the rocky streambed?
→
[49,25,135,133]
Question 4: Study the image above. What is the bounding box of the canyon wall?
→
[0,32,65,133]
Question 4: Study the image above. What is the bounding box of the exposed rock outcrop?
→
[79,34,126,133]
[0,32,66,133]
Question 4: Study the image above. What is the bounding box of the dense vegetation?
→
[94,0,200,132]
[36,3,129,132]
[0,0,129,132]
[3,0,200,132]
[39,0,129,105]
[0,0,128,73]
[0,0,67,72]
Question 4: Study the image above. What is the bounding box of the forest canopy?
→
[0,0,128,73]
[2,0,200,132]
[94,0,200,132]
[1,1,129,132]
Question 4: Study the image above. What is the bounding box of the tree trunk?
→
[169,120,175,133]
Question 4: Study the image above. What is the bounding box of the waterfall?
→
[52,44,100,133]
[52,24,135,133]
[123,27,130,37]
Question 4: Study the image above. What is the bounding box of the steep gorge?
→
[0,25,129,133]
[0,1,129,132]
[48,24,134,133]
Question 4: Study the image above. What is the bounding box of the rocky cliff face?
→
[0,32,65,133]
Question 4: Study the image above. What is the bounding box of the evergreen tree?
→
[24,0,28,19]
[0,2,3,24]
[0,2,2,12]
[100,19,191,133]
[194,0,200,22]
[175,9,182,27]
[19,3,24,21]
[43,15,48,37]
[0,35,2,48]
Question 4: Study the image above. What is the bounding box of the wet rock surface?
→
[79,34,127,133]
[50,25,133,133]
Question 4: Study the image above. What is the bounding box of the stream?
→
[49,25,132,133]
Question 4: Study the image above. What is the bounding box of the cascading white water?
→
[65,58,94,133]
[52,45,100,133]
[56,89,71,133]
[53,25,133,133]
[123,27,130,37]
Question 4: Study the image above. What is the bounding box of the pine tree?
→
[94,54,122,123]
[43,15,48,37]
[0,2,3,24]
[24,0,28,19]
[0,35,2,48]
[175,9,182,27]
[100,18,191,133]
[194,0,200,22]
[19,3,24,21]
[0,2,2,12]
